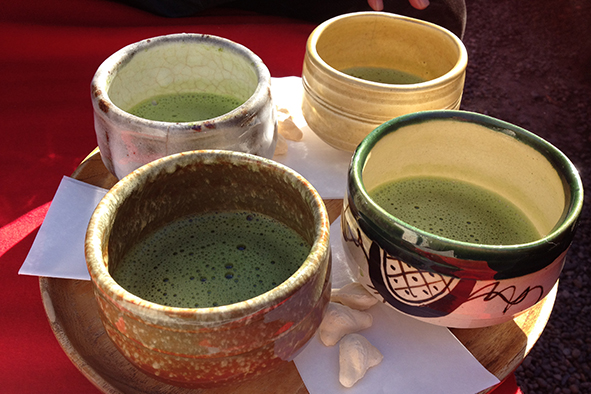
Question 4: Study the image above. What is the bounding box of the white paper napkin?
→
[293,219,500,394]
[19,77,500,394]
[19,177,107,280]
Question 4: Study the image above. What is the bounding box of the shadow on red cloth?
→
[0,0,521,392]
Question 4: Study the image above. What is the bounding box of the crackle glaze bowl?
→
[341,110,583,328]
[302,12,467,152]
[91,33,277,179]
[85,150,331,387]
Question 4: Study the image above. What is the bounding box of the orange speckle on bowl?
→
[116,316,126,333]
[274,321,294,336]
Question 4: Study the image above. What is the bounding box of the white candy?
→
[339,333,383,388]
[331,282,379,310]
[318,302,373,346]
[276,107,304,141]
[273,134,288,156]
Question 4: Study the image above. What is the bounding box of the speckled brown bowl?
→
[85,150,331,388]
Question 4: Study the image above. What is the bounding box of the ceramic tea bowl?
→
[341,110,583,328]
[91,33,277,179]
[85,150,331,387]
[302,12,467,152]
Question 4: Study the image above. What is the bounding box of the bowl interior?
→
[359,114,567,239]
[107,36,259,113]
[103,151,323,314]
[314,13,463,83]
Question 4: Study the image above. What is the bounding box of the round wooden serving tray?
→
[39,149,557,393]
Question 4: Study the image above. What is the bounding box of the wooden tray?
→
[39,149,557,393]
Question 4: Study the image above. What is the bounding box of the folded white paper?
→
[19,176,107,280]
[293,219,500,394]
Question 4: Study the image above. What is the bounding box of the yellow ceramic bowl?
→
[302,12,468,152]
[85,150,331,388]
[91,33,277,179]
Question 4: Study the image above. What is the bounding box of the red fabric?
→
[492,374,523,394]
[0,0,521,392]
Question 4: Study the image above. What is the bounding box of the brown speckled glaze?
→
[85,150,331,388]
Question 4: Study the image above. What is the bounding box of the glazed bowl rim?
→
[306,11,468,92]
[85,149,331,321]
[350,109,583,256]
[90,33,271,135]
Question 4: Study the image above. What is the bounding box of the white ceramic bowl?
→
[91,33,277,179]
[342,110,583,328]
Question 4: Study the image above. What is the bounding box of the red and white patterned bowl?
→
[341,110,583,328]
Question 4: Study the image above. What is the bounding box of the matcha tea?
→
[128,92,244,122]
[112,211,310,308]
[369,176,541,245]
[342,66,425,85]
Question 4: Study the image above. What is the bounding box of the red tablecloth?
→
[0,1,521,392]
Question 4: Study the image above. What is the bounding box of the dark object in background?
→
[115,0,466,38]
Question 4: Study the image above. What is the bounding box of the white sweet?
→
[277,107,303,141]
[318,302,373,346]
[339,333,384,388]
[273,134,288,156]
[331,282,379,310]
